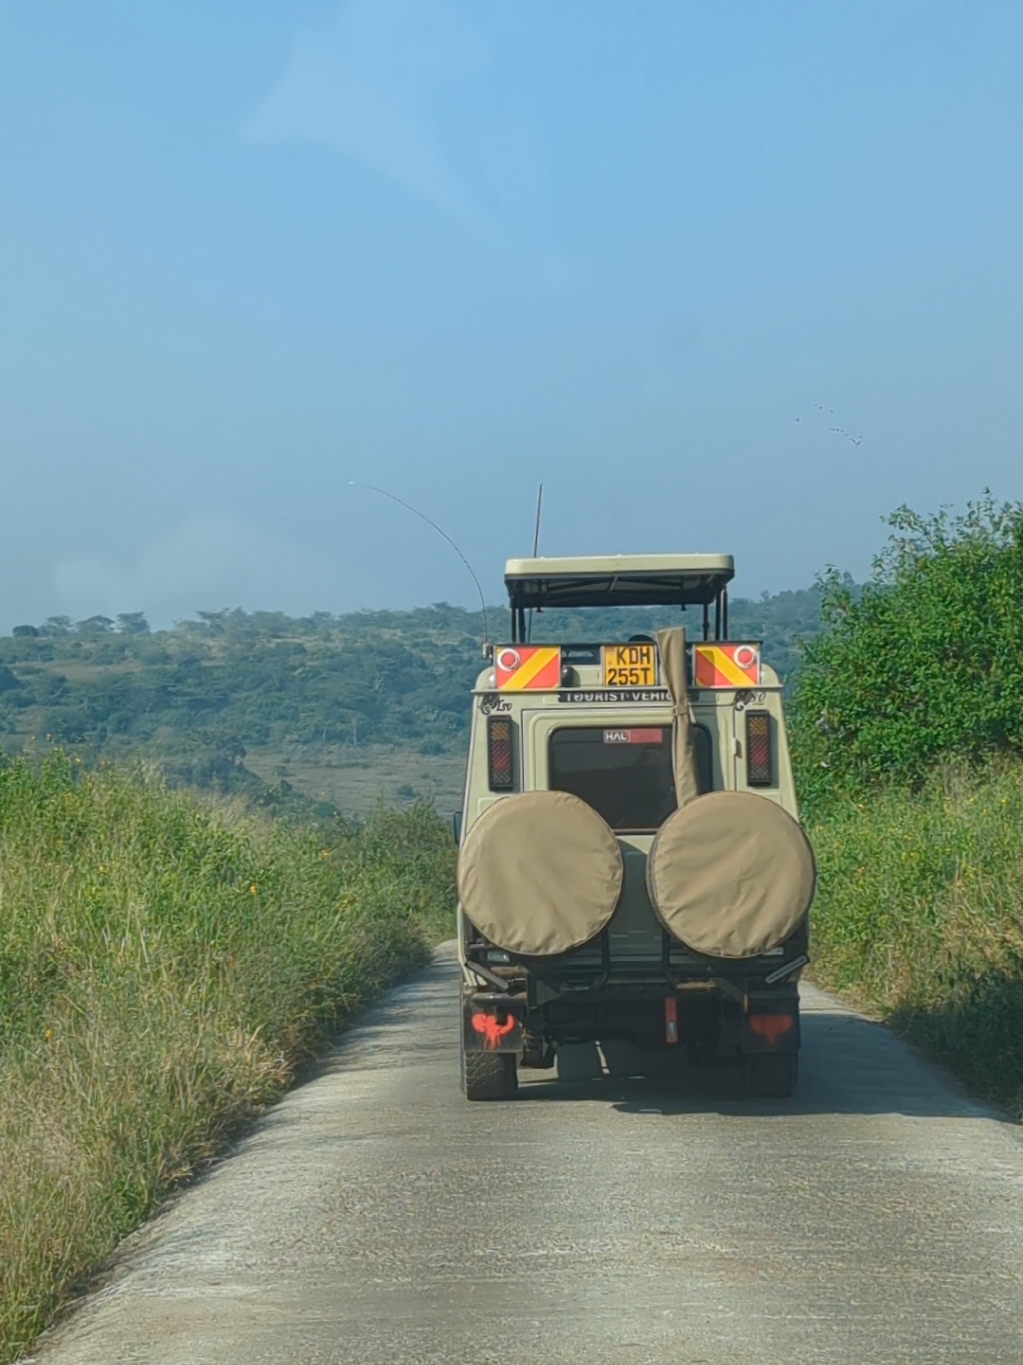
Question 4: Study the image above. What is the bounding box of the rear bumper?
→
[460,927,807,1057]
[461,984,801,1057]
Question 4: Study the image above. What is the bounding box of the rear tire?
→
[746,1052,798,1098]
[461,1046,518,1101]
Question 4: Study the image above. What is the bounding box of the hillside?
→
[0,587,825,814]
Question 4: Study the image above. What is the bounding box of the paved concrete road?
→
[31,945,1023,1365]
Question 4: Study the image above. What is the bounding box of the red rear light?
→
[746,711,772,786]
[487,717,514,791]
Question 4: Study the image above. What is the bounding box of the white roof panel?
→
[504,554,734,609]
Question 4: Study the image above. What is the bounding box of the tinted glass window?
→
[693,725,713,794]
[548,724,713,832]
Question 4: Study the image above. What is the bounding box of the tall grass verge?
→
[808,758,1023,1118]
[0,753,455,1362]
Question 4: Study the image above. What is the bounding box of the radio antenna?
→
[527,481,543,643]
[348,481,490,647]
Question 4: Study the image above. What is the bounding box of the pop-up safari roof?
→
[504,554,735,610]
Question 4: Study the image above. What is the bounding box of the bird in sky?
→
[795,402,864,445]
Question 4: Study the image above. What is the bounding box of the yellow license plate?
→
[602,643,657,687]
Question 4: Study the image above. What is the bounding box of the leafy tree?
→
[790,494,1023,807]
[76,615,115,635]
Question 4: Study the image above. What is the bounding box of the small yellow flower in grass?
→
[249,883,258,895]
[44,1029,52,1041]
[320,849,330,858]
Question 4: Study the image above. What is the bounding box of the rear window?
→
[547,725,712,832]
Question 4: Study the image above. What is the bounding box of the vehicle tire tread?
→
[461,1048,518,1101]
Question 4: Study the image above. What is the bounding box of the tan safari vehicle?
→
[456,554,815,1101]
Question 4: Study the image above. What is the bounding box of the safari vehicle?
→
[456,554,815,1101]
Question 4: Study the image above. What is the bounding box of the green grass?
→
[808,759,1023,1117]
[0,752,455,1363]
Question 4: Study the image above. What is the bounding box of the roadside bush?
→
[791,494,1023,810]
[785,493,1023,1120]
[0,753,455,1362]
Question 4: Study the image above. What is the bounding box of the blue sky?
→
[2,0,1022,629]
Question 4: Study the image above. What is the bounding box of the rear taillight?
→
[746,711,772,786]
[487,717,514,791]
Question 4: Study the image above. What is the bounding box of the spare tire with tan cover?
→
[458,791,624,957]
[647,791,815,959]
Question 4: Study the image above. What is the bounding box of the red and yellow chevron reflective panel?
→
[693,642,761,689]
[495,645,562,691]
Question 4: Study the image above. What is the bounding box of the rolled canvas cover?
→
[655,626,700,808]
[647,791,815,959]
[458,792,624,957]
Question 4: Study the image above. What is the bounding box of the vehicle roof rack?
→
[504,554,735,610]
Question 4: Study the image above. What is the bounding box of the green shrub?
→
[0,753,455,1362]
[791,494,1023,810]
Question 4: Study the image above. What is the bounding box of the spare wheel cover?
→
[647,791,815,959]
[458,791,623,957]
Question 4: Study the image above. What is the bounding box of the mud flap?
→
[742,995,800,1054]
[462,997,524,1054]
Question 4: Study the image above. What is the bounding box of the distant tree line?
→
[0,589,825,796]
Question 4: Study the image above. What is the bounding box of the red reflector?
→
[746,711,772,786]
[665,995,679,1045]
[487,717,514,791]
[749,1014,794,1046]
[602,728,664,745]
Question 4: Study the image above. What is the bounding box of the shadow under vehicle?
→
[456,554,816,1101]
